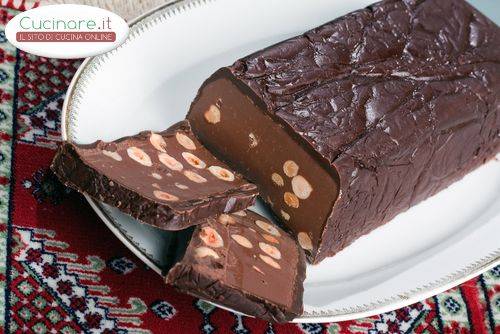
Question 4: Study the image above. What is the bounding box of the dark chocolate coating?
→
[51,121,258,230]
[166,210,306,322]
[189,0,500,262]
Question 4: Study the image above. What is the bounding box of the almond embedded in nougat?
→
[280,210,290,221]
[249,133,258,148]
[176,132,196,150]
[175,182,189,190]
[231,234,253,248]
[291,175,313,199]
[127,147,152,166]
[259,254,281,269]
[271,173,284,187]
[151,172,162,180]
[262,234,279,244]
[208,166,235,181]
[183,170,207,183]
[195,246,220,259]
[199,226,224,248]
[259,242,281,260]
[283,160,299,177]
[153,190,179,202]
[255,220,281,237]
[102,149,122,161]
[284,192,300,208]
[232,210,247,217]
[204,104,221,124]
[182,152,206,169]
[218,214,236,225]
[150,133,167,152]
[297,232,313,251]
[158,152,183,171]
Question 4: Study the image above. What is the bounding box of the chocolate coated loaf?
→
[188,0,500,263]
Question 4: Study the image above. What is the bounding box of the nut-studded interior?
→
[170,210,303,310]
[188,78,339,258]
[74,123,255,211]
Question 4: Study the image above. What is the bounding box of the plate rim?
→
[60,0,500,323]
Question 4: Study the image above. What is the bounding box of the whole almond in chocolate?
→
[166,210,306,323]
[204,104,221,124]
[51,120,258,230]
[187,0,500,263]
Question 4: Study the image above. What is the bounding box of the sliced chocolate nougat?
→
[188,0,500,263]
[166,210,306,322]
[51,121,258,230]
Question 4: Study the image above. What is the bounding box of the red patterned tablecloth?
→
[0,3,499,333]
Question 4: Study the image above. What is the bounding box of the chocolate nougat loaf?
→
[187,0,500,263]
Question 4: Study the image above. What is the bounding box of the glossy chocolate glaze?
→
[51,121,258,230]
[188,0,500,263]
[166,210,306,322]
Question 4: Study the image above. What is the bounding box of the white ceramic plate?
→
[61,0,500,323]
